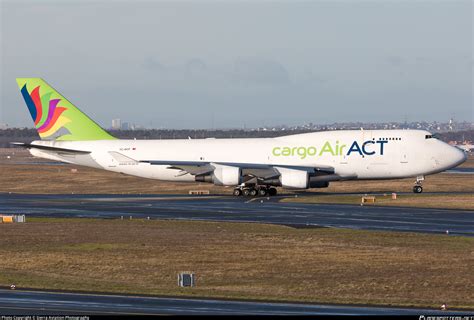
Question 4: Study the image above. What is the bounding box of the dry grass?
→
[0,218,472,309]
[0,149,473,195]
[308,174,474,194]
[0,163,229,194]
[283,194,474,210]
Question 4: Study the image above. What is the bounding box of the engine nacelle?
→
[308,174,343,188]
[309,180,329,188]
[211,164,241,186]
[276,167,309,189]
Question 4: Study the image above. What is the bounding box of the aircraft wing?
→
[139,160,335,180]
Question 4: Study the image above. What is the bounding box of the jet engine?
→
[277,167,309,189]
[195,164,242,186]
[212,164,241,185]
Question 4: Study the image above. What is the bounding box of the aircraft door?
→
[400,145,409,164]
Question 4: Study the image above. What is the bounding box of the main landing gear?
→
[413,175,424,194]
[233,186,277,197]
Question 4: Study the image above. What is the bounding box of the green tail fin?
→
[16,78,116,141]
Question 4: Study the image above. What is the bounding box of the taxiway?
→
[0,193,473,236]
[0,289,468,315]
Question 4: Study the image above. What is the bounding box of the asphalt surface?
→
[1,193,473,236]
[0,289,470,315]
[446,167,474,174]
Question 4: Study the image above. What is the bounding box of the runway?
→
[1,193,473,236]
[0,289,469,315]
[445,167,474,174]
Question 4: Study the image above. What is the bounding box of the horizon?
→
[1,118,472,132]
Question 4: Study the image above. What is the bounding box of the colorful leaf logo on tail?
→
[20,84,71,139]
[17,78,116,141]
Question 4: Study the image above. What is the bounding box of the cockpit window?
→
[425,133,439,140]
[426,133,440,140]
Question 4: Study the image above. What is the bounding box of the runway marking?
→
[245,198,260,204]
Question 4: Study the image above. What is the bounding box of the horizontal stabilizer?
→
[11,142,91,154]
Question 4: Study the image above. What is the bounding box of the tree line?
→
[0,127,472,148]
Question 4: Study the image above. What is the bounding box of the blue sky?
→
[1,0,472,129]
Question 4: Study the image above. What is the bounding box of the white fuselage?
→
[28,129,467,186]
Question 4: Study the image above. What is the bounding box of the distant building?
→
[0,123,8,129]
[112,119,121,130]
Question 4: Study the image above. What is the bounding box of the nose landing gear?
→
[413,175,424,193]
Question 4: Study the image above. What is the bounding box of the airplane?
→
[13,78,467,197]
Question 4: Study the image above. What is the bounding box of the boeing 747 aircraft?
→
[13,78,467,196]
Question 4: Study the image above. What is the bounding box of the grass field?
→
[282,194,474,210]
[459,155,474,168]
[0,218,472,309]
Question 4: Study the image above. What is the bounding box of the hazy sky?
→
[1,0,472,129]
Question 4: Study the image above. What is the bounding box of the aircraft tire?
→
[268,188,277,196]
[413,185,423,193]
[233,188,242,196]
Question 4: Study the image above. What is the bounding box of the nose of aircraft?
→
[447,145,467,168]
